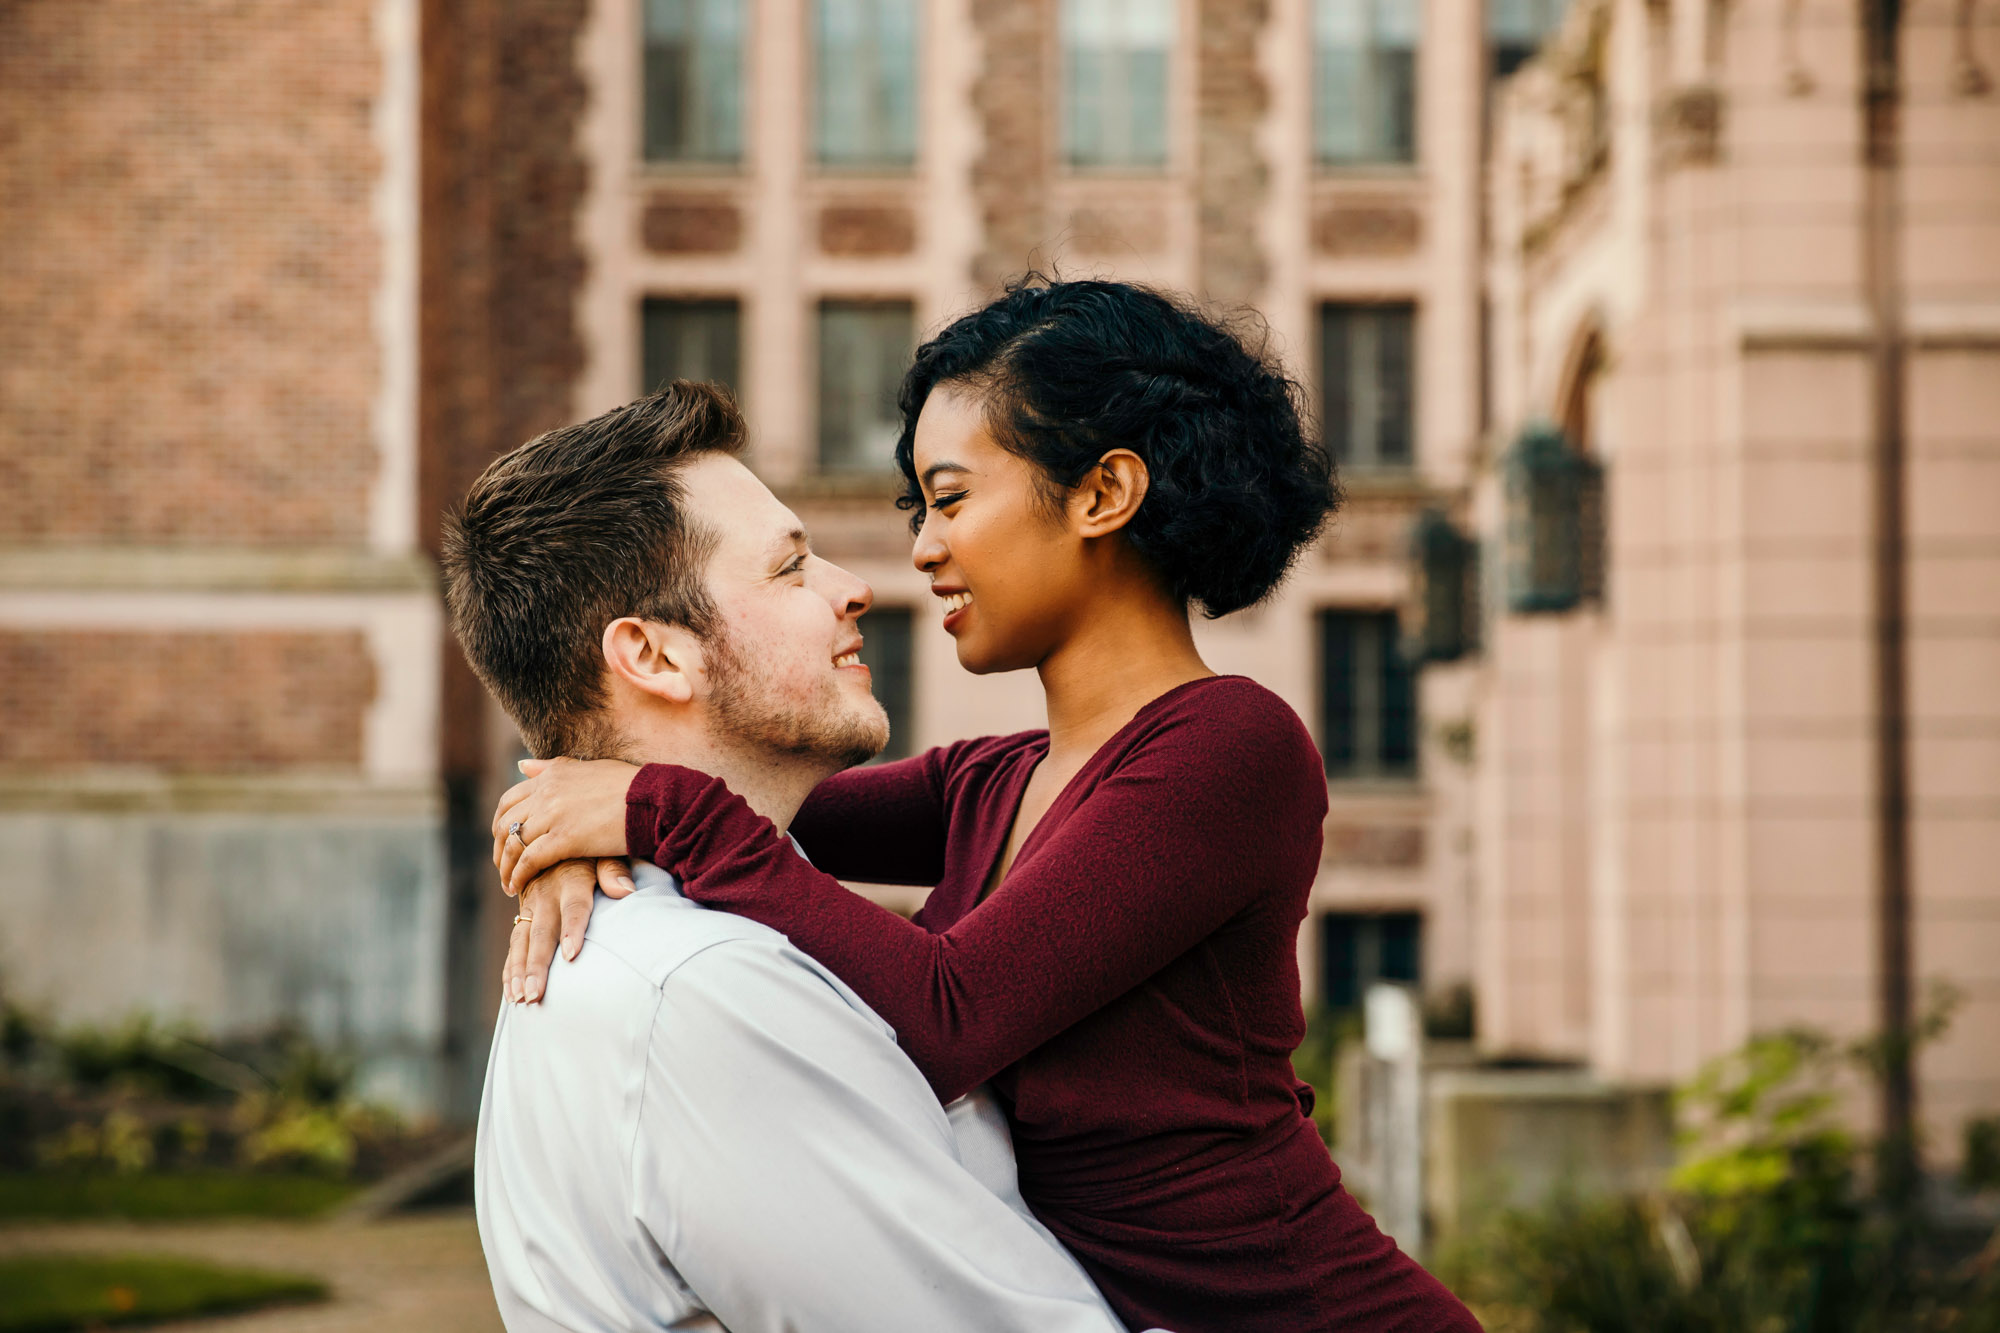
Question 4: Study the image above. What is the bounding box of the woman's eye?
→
[930,491,968,511]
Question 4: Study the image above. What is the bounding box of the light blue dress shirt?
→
[474,859,1132,1333]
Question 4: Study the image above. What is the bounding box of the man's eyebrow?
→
[920,462,970,487]
[764,527,809,563]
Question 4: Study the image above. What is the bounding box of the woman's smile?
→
[934,587,973,633]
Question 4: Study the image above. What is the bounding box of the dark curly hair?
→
[894,275,1339,618]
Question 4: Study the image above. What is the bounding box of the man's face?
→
[682,454,889,770]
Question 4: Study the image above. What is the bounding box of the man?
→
[441,383,1131,1332]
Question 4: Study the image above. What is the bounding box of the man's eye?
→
[786,556,808,575]
[930,491,968,511]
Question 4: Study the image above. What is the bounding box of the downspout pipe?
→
[1861,0,1916,1202]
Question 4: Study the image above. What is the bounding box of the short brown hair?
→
[441,382,747,757]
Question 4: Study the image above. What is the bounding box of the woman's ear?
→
[1071,449,1151,538]
[602,617,700,706]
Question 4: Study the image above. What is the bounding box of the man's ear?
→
[1069,449,1150,539]
[602,617,701,705]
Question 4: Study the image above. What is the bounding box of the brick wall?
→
[419,0,590,782]
[1196,0,1271,305]
[0,0,383,545]
[0,631,376,771]
[970,0,1053,289]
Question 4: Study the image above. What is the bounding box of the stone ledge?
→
[0,769,443,818]
[0,547,437,594]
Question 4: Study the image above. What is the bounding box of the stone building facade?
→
[1475,0,2000,1159]
[15,0,1985,1158]
[567,0,1521,1026]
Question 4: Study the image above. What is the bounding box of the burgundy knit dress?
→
[624,676,1480,1332]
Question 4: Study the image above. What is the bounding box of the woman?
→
[495,278,1479,1332]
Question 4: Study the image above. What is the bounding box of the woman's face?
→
[909,384,1085,674]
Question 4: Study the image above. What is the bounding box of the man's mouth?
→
[833,650,863,668]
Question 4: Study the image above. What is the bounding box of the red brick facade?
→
[970,0,1053,288]
[0,0,383,545]
[0,631,376,771]
[1196,0,1270,304]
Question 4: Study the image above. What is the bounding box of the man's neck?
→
[619,720,828,834]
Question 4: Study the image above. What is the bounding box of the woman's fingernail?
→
[517,760,530,774]
[616,876,635,893]
[524,976,542,1003]
[562,937,580,962]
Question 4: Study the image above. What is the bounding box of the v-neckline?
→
[973,674,1235,904]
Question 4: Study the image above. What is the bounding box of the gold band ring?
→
[513,913,533,926]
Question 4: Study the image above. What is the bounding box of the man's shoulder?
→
[582,887,893,1041]
[581,887,795,991]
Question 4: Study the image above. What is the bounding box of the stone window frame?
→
[641,0,750,166]
[1054,0,1184,174]
[814,296,917,474]
[810,0,922,171]
[1312,0,1423,169]
[856,604,917,762]
[639,295,745,400]
[1318,299,1419,474]
[1316,606,1422,784]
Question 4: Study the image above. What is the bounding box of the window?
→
[858,606,914,761]
[641,299,741,398]
[1322,911,1422,1009]
[1320,303,1415,471]
[815,0,918,168]
[1314,0,1419,165]
[1489,0,1568,80]
[817,301,913,473]
[1061,0,1172,169]
[1319,610,1418,780]
[643,0,745,163]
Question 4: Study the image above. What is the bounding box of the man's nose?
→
[819,558,873,620]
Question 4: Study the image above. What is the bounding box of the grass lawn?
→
[0,1173,357,1222]
[0,1253,327,1332]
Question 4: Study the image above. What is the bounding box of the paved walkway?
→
[0,1210,501,1332]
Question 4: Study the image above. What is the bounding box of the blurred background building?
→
[1,0,1993,1181]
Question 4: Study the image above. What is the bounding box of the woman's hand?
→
[492,757,642,894]
[503,857,634,1004]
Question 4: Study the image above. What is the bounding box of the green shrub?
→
[1448,1021,2000,1333]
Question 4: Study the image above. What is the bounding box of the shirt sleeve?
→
[784,749,952,888]
[625,688,1326,1104]
[634,941,1131,1333]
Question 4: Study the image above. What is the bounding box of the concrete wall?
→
[0,796,446,1110]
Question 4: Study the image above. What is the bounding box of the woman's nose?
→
[912,514,947,573]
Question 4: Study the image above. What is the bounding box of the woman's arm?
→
[785,751,951,887]
[627,703,1325,1104]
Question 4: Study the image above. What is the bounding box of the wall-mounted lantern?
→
[1403,508,1478,664]
[1504,423,1603,614]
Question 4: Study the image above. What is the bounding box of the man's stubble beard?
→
[703,624,889,772]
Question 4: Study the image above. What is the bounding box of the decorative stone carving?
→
[1067,204,1168,254]
[1655,84,1724,169]
[640,198,742,254]
[818,203,918,257]
[1312,202,1423,256]
[1323,823,1426,867]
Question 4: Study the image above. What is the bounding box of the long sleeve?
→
[784,749,951,887]
[634,943,1132,1333]
[626,691,1326,1105]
